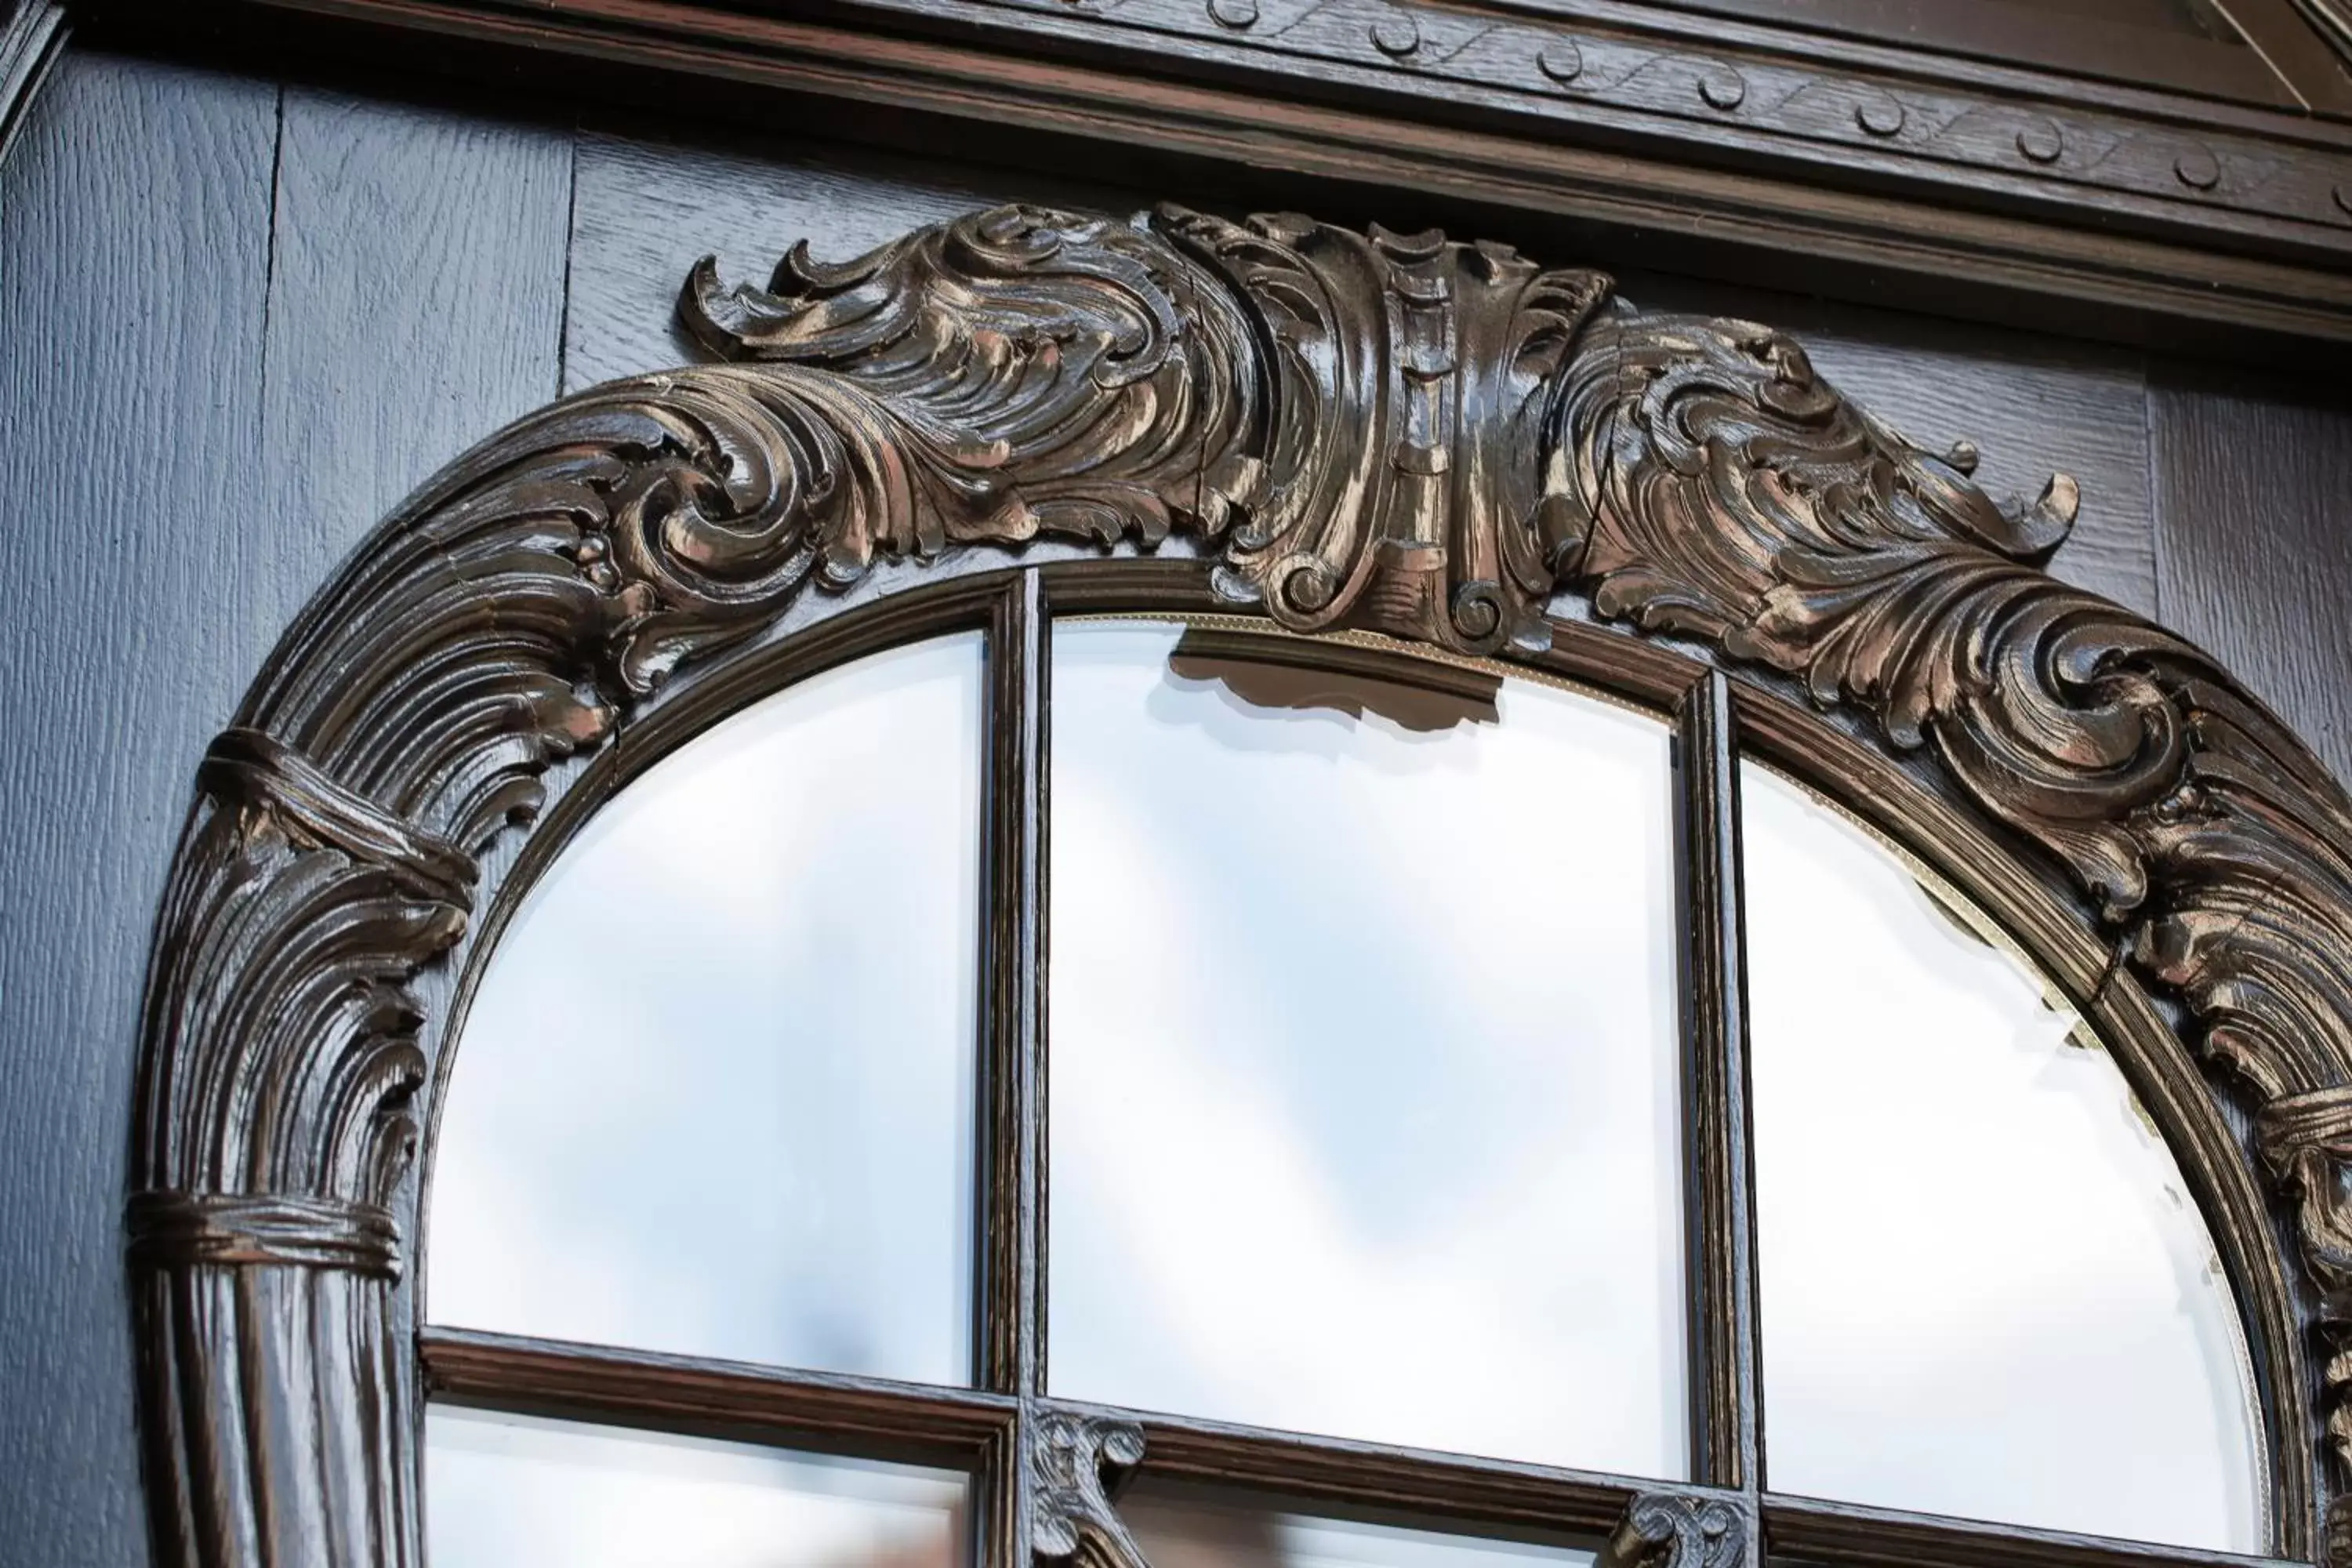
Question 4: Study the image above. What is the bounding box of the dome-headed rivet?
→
[1370,12,1421,56]
[1537,40,1583,82]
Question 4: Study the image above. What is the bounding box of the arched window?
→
[127,205,2352,1568]
[415,601,2268,1565]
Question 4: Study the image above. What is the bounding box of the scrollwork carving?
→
[128,198,2352,1568]
[1601,1494,1750,1568]
[1154,206,1607,653]
[1028,1412,1150,1568]
[1549,302,2352,1545]
[132,206,1258,1568]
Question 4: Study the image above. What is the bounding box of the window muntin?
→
[425,1407,968,1568]
[1744,762,2267,1549]
[1045,620,1686,1478]
[425,633,984,1383]
[416,593,2285,1565]
[1120,1479,1599,1568]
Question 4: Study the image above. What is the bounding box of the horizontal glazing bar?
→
[420,1326,1016,1463]
[1766,1494,2314,1568]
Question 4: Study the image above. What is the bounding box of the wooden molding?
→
[0,1,67,167]
[127,202,2352,1566]
[1029,1411,1150,1568]
[96,0,2352,357]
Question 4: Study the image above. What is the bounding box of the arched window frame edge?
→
[122,202,2352,1568]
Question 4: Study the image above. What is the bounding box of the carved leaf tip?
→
[677,252,753,360]
[2006,470,2081,562]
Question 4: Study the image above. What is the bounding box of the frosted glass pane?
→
[1121,1479,1597,1568]
[426,635,982,1383]
[1048,621,1685,1477]
[426,1406,965,1568]
[1747,762,2266,1548]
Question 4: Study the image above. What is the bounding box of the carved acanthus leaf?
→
[126,200,2352,1568]
[1029,1412,1150,1568]
[1156,205,1609,654]
[681,201,1614,657]
[133,205,1270,1568]
[679,204,1264,559]
[1551,303,2352,1523]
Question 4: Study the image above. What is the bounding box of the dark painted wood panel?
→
[2151,372,2352,790]
[1791,329,2157,621]
[0,51,279,1568]
[0,60,576,1568]
[563,125,1119,393]
[1629,274,2159,619]
[257,86,572,634]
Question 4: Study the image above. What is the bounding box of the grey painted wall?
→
[0,45,2344,1568]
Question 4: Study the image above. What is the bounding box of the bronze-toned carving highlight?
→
[1550,305,2352,1542]
[125,201,2352,1568]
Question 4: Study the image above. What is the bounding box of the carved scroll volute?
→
[1548,303,2352,1554]
[126,198,2352,1568]
[1601,1494,1751,1568]
[1155,206,1608,655]
[1029,1413,1151,1568]
[129,205,1254,1568]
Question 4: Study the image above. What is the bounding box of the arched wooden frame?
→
[125,203,2352,1568]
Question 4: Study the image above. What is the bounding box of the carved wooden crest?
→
[126,201,2352,1567]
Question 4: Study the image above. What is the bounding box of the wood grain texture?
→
[1627,273,2158,618]
[2151,369,2352,789]
[106,0,2352,366]
[0,61,575,1568]
[0,2,67,168]
[0,49,279,1568]
[562,124,1116,391]
[257,86,572,636]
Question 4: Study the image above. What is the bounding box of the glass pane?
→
[1121,1479,1597,1568]
[1745,762,2267,1549]
[1048,620,1685,1477]
[426,634,983,1383]
[426,1406,966,1568]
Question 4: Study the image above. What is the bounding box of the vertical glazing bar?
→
[1675,668,1762,1495]
[978,568,1047,1401]
[975,569,1047,1568]
[975,1416,1029,1568]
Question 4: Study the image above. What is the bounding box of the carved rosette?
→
[128,198,2352,1568]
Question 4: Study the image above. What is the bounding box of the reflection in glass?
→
[426,636,982,1383]
[1048,621,1686,1477]
[426,1406,966,1568]
[1121,1479,1596,1568]
[1745,763,2266,1548]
